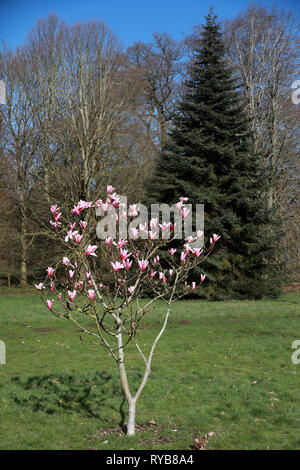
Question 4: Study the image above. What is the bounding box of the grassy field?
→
[0,287,300,450]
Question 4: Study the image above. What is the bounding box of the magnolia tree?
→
[36,185,220,436]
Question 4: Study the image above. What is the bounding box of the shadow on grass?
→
[11,370,123,420]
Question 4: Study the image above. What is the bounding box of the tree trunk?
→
[127,400,136,436]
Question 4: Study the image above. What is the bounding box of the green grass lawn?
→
[0,287,300,450]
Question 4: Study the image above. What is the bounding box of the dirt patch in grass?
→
[178,320,192,325]
[85,421,172,444]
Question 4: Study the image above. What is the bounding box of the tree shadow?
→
[12,370,121,418]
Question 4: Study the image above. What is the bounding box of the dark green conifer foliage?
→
[146,12,283,299]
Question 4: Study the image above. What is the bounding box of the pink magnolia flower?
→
[121,210,127,220]
[65,229,78,242]
[70,222,76,230]
[58,293,62,302]
[212,233,221,242]
[192,248,203,258]
[150,270,157,278]
[123,259,133,269]
[105,237,112,247]
[168,248,176,256]
[35,283,45,290]
[74,233,83,244]
[74,281,83,290]
[86,272,91,280]
[169,269,174,277]
[149,230,157,240]
[95,200,109,212]
[185,236,195,243]
[159,272,166,284]
[85,245,98,257]
[128,286,135,295]
[117,239,128,249]
[50,281,55,292]
[138,223,147,232]
[54,212,61,222]
[129,205,138,218]
[180,252,187,263]
[200,274,206,283]
[79,220,87,230]
[99,283,104,289]
[68,290,76,302]
[149,218,158,229]
[192,282,196,290]
[47,299,54,310]
[47,267,55,277]
[88,289,95,301]
[138,259,149,271]
[120,249,131,261]
[197,230,204,239]
[107,185,115,194]
[181,207,190,219]
[50,204,59,214]
[130,228,139,239]
[69,270,75,279]
[111,261,124,272]
[50,221,60,230]
[153,255,160,264]
[62,257,70,266]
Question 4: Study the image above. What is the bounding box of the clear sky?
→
[1,0,300,49]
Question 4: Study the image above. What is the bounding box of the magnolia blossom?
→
[128,286,135,295]
[180,252,187,263]
[74,281,83,290]
[71,200,93,215]
[149,218,158,229]
[107,185,115,194]
[212,233,221,242]
[68,290,76,302]
[50,221,60,230]
[111,261,124,272]
[88,289,95,300]
[185,236,194,243]
[50,204,59,214]
[169,269,174,277]
[138,259,149,271]
[149,230,157,241]
[130,228,139,239]
[200,274,206,283]
[79,221,87,230]
[65,229,78,243]
[70,222,76,230]
[197,230,204,239]
[150,270,157,278]
[192,248,203,258]
[63,257,70,266]
[58,293,62,302]
[120,249,131,261]
[85,245,98,257]
[69,270,75,279]
[50,281,55,292]
[47,267,55,277]
[47,299,54,310]
[123,259,133,269]
[192,282,196,290]
[117,240,128,249]
[86,272,91,280]
[105,237,112,247]
[153,255,160,264]
[35,283,45,290]
[168,248,176,256]
[129,205,138,218]
[74,234,83,244]
[181,207,190,219]
[159,272,166,284]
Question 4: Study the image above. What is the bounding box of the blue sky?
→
[1,0,300,49]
